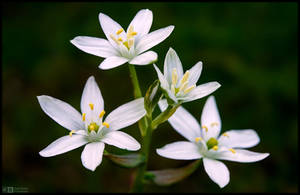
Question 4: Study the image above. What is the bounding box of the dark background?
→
[2,2,298,192]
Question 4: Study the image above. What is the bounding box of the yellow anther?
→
[183,85,195,94]
[117,37,123,42]
[179,81,188,92]
[123,41,129,49]
[202,125,208,132]
[195,137,203,142]
[130,31,137,36]
[229,148,236,154]
[89,103,94,110]
[82,113,86,121]
[212,145,219,151]
[172,68,178,85]
[116,28,124,35]
[102,122,109,128]
[211,122,219,127]
[69,130,75,137]
[99,110,106,118]
[222,133,229,137]
[180,71,190,85]
[110,34,120,45]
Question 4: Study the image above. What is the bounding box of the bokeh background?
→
[2,2,298,193]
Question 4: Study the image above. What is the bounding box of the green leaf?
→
[145,160,201,186]
[104,152,145,168]
[144,79,162,116]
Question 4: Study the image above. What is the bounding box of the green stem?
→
[151,104,180,129]
[128,64,142,98]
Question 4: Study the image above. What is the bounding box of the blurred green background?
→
[2,2,298,192]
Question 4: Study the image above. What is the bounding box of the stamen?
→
[116,28,124,35]
[172,68,178,85]
[82,113,86,121]
[211,122,219,127]
[117,37,123,42]
[128,39,134,48]
[69,130,75,137]
[123,41,129,49]
[212,145,218,151]
[99,110,106,118]
[222,133,229,137]
[89,103,94,110]
[179,81,188,92]
[180,71,190,85]
[102,122,109,128]
[202,125,208,132]
[130,31,137,36]
[195,137,203,142]
[229,148,236,154]
[171,84,176,94]
[127,26,134,39]
[110,34,120,45]
[183,85,195,94]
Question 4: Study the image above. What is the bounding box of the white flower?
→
[70,9,174,70]
[156,96,269,188]
[37,76,146,171]
[154,48,221,104]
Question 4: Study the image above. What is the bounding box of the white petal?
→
[70,36,117,58]
[200,95,222,140]
[81,76,104,117]
[37,95,85,131]
[218,129,260,148]
[163,48,184,84]
[98,12,125,49]
[81,142,105,171]
[180,82,221,103]
[158,99,201,142]
[203,158,230,188]
[39,135,87,157]
[153,64,169,90]
[135,25,174,54]
[188,61,203,86]
[104,98,146,131]
[129,51,157,65]
[215,149,269,163]
[99,56,129,70]
[101,131,140,150]
[127,9,153,43]
[156,141,202,160]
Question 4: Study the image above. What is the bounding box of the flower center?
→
[206,137,218,150]
[109,26,138,50]
[88,122,99,133]
[171,68,195,96]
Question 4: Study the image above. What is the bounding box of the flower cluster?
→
[37,8,269,189]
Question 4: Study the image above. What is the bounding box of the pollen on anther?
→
[69,130,75,137]
[102,122,109,128]
[99,110,105,118]
[211,122,219,127]
[89,103,94,110]
[183,85,195,94]
[82,113,86,121]
[222,133,229,137]
[180,71,190,85]
[212,145,218,151]
[195,137,203,142]
[117,37,123,42]
[110,34,120,45]
[116,28,124,35]
[229,148,236,154]
[202,125,208,132]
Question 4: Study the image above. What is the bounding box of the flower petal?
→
[101,131,140,151]
[37,95,85,131]
[98,56,129,70]
[200,95,222,140]
[104,98,146,131]
[153,64,169,90]
[203,158,230,188]
[98,12,125,49]
[135,25,174,54]
[180,82,221,103]
[81,142,105,171]
[81,76,104,118]
[218,129,260,148]
[215,149,269,163]
[129,51,157,65]
[188,61,203,86]
[127,9,153,43]
[158,99,201,142]
[163,48,184,84]
[39,135,88,157]
[70,36,117,58]
[156,141,202,160]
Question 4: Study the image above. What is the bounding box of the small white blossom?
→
[154,48,221,104]
[156,96,269,188]
[37,76,146,171]
[71,9,174,70]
